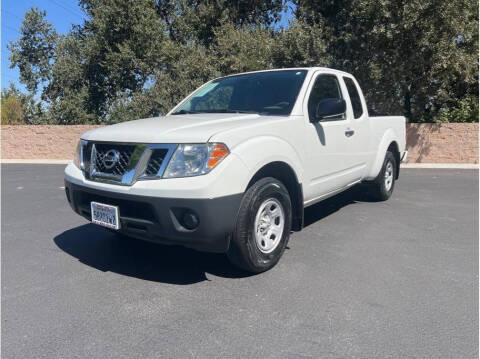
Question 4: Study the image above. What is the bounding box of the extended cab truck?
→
[64,68,407,273]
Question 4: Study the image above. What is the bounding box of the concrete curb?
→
[400,163,478,169]
[1,159,478,169]
[1,159,71,164]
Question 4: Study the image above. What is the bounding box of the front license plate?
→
[91,202,120,230]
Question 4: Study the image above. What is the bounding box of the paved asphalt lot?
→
[2,164,478,358]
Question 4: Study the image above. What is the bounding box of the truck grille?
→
[92,144,135,175]
[84,142,176,185]
[144,149,169,176]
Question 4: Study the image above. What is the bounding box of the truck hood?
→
[82,113,273,143]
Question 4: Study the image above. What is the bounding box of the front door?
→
[303,72,358,203]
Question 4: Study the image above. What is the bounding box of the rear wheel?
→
[227,177,292,273]
[365,151,396,201]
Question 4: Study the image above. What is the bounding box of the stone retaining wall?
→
[1,123,478,163]
[406,123,478,163]
[1,125,101,160]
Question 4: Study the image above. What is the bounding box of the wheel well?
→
[388,141,401,179]
[247,162,304,231]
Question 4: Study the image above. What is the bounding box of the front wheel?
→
[227,177,292,273]
[365,151,396,201]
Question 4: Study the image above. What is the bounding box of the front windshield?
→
[172,70,308,116]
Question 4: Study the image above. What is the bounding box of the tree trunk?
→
[403,90,412,122]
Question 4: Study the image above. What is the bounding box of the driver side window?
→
[308,74,343,121]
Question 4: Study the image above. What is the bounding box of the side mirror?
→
[314,98,346,121]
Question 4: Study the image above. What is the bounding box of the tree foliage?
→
[7,0,479,124]
[432,97,479,123]
[1,94,24,125]
[295,0,479,122]
[8,8,57,95]
[1,84,45,124]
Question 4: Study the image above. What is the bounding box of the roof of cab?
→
[215,67,353,81]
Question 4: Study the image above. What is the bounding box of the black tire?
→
[227,177,292,273]
[366,151,396,201]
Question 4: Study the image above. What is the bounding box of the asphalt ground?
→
[2,164,478,358]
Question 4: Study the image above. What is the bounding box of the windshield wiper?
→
[172,109,201,115]
[201,109,259,114]
[173,109,261,115]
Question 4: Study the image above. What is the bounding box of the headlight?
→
[163,143,229,178]
[73,139,87,170]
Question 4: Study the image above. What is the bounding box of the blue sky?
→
[2,0,86,92]
[2,1,294,93]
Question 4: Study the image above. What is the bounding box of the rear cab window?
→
[343,77,364,119]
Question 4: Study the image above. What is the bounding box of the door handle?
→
[345,129,355,137]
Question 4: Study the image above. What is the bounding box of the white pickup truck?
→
[65,67,407,272]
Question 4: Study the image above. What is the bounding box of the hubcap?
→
[384,161,394,191]
[254,198,285,253]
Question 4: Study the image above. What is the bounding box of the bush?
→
[1,95,24,125]
[432,97,479,123]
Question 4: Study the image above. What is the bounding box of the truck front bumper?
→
[65,180,242,253]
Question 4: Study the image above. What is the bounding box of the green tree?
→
[71,0,287,119]
[7,0,478,124]
[1,94,24,125]
[272,20,330,68]
[107,42,219,122]
[295,0,479,122]
[1,84,46,124]
[8,8,58,95]
[152,0,284,45]
[75,0,169,117]
[213,22,275,74]
[432,97,479,123]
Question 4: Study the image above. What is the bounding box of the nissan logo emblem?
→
[102,149,120,169]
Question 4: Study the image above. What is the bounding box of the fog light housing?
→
[182,210,199,230]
